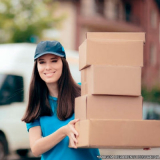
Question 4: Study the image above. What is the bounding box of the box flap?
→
[86,32,145,43]
[85,95,143,120]
[92,65,141,96]
[75,120,90,148]
[79,39,88,71]
[75,96,87,120]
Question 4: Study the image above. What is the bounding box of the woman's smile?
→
[44,71,56,77]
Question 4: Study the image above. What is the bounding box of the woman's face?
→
[37,54,63,84]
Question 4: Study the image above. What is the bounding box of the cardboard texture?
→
[73,119,160,149]
[81,65,141,96]
[86,32,145,42]
[79,32,145,70]
[75,95,143,120]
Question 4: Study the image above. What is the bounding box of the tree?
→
[0,0,66,43]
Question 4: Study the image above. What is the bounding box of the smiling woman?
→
[37,54,63,88]
[21,41,101,160]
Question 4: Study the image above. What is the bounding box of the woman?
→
[21,41,101,160]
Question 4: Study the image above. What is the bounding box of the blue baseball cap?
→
[34,40,66,61]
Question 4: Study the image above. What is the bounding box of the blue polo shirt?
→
[26,94,101,160]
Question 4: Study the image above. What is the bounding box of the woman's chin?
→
[45,79,58,84]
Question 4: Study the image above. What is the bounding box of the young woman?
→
[21,41,101,160]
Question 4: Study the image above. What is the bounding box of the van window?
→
[0,74,24,105]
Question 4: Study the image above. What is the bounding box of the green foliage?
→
[142,85,160,104]
[0,0,66,43]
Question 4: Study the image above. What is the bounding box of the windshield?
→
[0,74,7,89]
[0,74,24,105]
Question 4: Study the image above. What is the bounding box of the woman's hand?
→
[64,119,80,149]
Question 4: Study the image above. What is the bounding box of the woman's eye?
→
[39,60,57,64]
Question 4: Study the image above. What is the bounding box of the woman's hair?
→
[21,57,81,123]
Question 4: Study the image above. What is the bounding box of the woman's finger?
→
[70,127,79,137]
[69,139,74,147]
[71,133,78,144]
[69,119,80,124]
[69,137,77,148]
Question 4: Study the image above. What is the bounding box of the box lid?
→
[86,32,145,43]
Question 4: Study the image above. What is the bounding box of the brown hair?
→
[21,57,81,123]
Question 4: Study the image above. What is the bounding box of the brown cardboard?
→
[73,119,160,149]
[86,32,145,42]
[79,39,144,70]
[81,65,141,96]
[75,95,143,120]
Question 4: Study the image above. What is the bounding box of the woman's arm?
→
[29,119,79,157]
[29,125,66,157]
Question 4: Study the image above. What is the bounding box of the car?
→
[0,43,80,159]
[143,101,160,120]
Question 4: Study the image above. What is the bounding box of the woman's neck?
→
[46,82,58,98]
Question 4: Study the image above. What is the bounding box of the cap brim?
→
[34,52,64,60]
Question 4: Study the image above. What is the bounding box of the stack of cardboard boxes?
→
[74,32,160,149]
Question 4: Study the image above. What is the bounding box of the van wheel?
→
[0,135,8,160]
[16,149,29,157]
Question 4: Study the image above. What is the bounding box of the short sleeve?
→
[26,118,40,132]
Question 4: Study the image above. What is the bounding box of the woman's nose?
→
[45,62,52,70]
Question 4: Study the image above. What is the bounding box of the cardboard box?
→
[81,65,141,96]
[75,95,143,120]
[86,32,145,42]
[73,119,160,149]
[79,33,145,70]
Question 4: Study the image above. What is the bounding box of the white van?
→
[0,43,80,159]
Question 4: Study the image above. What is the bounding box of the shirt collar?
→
[48,95,58,101]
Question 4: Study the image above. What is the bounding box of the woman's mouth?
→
[44,71,56,77]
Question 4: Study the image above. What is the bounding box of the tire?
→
[0,135,8,160]
[16,149,29,157]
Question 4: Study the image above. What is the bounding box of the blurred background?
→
[0,0,160,159]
